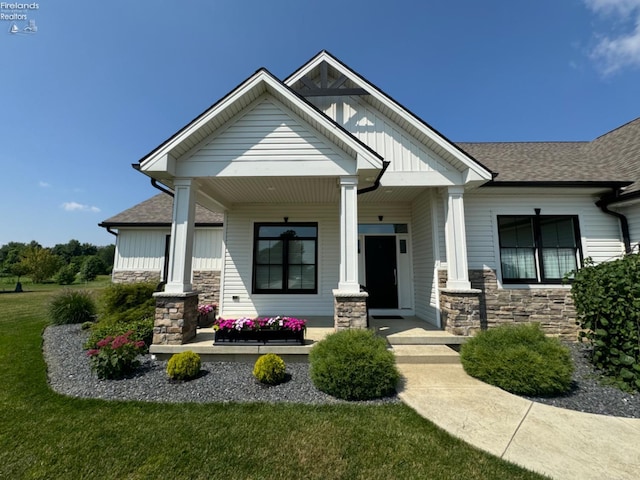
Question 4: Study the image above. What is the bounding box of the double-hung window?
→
[498,215,582,284]
[253,223,318,294]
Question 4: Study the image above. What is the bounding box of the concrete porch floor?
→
[149,316,468,362]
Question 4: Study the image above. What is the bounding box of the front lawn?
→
[0,283,547,479]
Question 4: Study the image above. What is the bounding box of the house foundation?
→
[438,269,578,338]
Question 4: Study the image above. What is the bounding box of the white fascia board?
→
[381,170,461,187]
[286,52,492,181]
[140,153,176,175]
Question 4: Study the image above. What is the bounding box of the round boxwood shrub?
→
[309,329,399,400]
[253,353,286,385]
[48,289,97,325]
[460,323,574,396]
[167,351,201,381]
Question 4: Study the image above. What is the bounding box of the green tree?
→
[20,246,62,283]
[96,244,115,273]
[0,242,28,274]
[79,256,105,282]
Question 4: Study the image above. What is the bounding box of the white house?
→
[100,51,640,345]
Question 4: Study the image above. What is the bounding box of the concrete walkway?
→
[398,363,640,480]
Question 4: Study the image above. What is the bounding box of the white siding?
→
[185,97,353,176]
[221,204,339,317]
[114,228,223,273]
[464,191,625,273]
[616,204,640,250]
[411,190,437,324]
[114,229,166,271]
[308,96,451,174]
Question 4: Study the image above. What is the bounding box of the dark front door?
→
[364,236,398,309]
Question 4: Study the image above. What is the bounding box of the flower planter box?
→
[214,328,305,345]
[197,312,216,329]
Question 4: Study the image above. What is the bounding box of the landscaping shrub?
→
[87,331,146,379]
[48,289,96,325]
[460,323,574,396]
[85,318,154,350]
[167,351,201,381]
[253,353,286,385]
[571,255,640,391]
[98,282,156,325]
[309,329,399,400]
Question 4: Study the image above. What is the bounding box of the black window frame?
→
[252,222,318,294]
[497,215,583,285]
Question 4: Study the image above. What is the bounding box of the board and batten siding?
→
[308,96,450,174]
[463,191,625,274]
[114,228,223,273]
[184,96,354,176]
[411,190,438,324]
[221,204,340,317]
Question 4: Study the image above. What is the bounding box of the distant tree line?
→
[0,240,115,284]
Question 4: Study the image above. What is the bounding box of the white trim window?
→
[497,215,582,284]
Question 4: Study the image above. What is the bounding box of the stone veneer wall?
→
[112,270,161,284]
[438,269,578,338]
[333,291,368,330]
[192,271,220,305]
[112,270,221,305]
[153,293,198,345]
[439,289,482,336]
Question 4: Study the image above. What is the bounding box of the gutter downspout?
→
[131,163,175,197]
[105,226,118,237]
[596,190,632,254]
[357,161,390,195]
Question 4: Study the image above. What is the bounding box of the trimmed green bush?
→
[98,282,156,325]
[48,289,97,325]
[253,354,286,385]
[571,255,640,391]
[167,351,201,381]
[85,318,153,350]
[460,323,574,396]
[309,329,399,400]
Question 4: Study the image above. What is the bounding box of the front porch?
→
[149,316,469,363]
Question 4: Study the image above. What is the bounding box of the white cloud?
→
[585,0,640,74]
[61,202,101,213]
[39,181,51,187]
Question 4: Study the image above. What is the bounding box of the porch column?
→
[333,175,368,330]
[444,186,471,290]
[338,176,360,292]
[165,178,196,293]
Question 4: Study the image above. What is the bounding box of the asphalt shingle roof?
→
[99,193,223,226]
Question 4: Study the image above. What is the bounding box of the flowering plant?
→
[197,304,217,315]
[86,331,146,379]
[214,316,306,333]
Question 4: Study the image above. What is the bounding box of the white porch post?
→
[444,186,471,290]
[165,178,196,293]
[338,176,360,292]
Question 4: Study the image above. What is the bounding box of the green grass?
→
[0,282,548,480]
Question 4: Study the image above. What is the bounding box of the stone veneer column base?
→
[333,290,369,330]
[152,292,199,345]
[439,288,482,336]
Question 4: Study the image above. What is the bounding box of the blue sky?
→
[1,0,639,247]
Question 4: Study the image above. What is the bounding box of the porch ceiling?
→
[193,176,430,206]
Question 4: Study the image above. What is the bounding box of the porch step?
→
[391,344,461,364]
[382,331,470,346]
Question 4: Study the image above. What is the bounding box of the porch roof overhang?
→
[285,51,494,187]
[138,68,384,183]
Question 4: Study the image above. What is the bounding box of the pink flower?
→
[86,349,99,357]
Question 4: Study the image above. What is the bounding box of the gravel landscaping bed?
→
[521,341,639,419]
[42,325,639,417]
[42,324,399,405]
